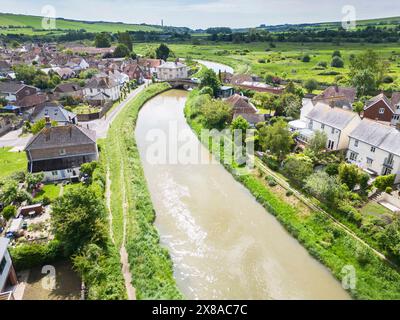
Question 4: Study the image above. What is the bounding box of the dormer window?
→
[379,108,385,114]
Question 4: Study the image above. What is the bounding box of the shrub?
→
[286,190,294,197]
[302,55,311,62]
[325,163,339,176]
[317,61,328,68]
[331,56,344,68]
[10,240,62,271]
[374,174,395,192]
[382,75,394,83]
[258,58,266,63]
[266,175,277,187]
[1,205,16,220]
[385,187,393,194]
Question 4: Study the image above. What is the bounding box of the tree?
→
[302,54,311,62]
[202,100,232,129]
[304,79,318,94]
[338,163,360,191]
[155,43,170,61]
[118,32,133,51]
[307,130,327,155]
[94,33,111,48]
[305,171,343,204]
[231,115,250,131]
[283,154,314,185]
[380,217,400,260]
[252,92,276,114]
[31,118,58,134]
[200,69,221,97]
[373,174,395,192]
[51,186,107,256]
[25,172,44,192]
[331,56,344,68]
[1,205,16,220]
[32,73,51,89]
[349,50,388,95]
[13,64,37,85]
[258,119,293,161]
[332,50,342,58]
[113,44,130,58]
[351,69,377,97]
[353,101,365,116]
[199,86,213,96]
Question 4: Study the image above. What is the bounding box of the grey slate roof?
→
[32,104,76,124]
[25,125,96,150]
[0,81,33,94]
[305,103,358,130]
[349,119,400,156]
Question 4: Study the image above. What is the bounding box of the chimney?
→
[334,84,339,93]
[329,100,335,108]
[45,116,51,128]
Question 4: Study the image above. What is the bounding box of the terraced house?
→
[347,119,400,183]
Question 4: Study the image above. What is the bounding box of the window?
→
[59,149,66,156]
[350,152,358,161]
[328,140,335,150]
[331,128,335,134]
[379,108,385,114]
[371,147,376,153]
[0,257,6,275]
[321,124,325,129]
[52,171,58,176]
[367,158,373,165]
[308,120,313,130]
[354,140,359,147]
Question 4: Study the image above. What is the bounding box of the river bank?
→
[103,83,183,300]
[184,89,400,300]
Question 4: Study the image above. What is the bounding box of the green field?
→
[136,42,400,86]
[0,13,162,35]
[0,147,27,179]
[34,184,61,201]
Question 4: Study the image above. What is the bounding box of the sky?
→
[0,0,399,29]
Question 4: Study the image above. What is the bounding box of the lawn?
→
[135,42,400,86]
[0,147,27,179]
[360,201,394,217]
[63,182,82,194]
[34,184,61,201]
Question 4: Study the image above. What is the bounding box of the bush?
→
[302,55,311,62]
[385,187,393,194]
[258,58,266,63]
[331,56,344,68]
[10,240,62,271]
[286,190,294,197]
[266,175,277,187]
[382,75,394,83]
[374,174,395,192]
[1,205,16,220]
[325,163,339,176]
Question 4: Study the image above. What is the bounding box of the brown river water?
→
[135,89,350,300]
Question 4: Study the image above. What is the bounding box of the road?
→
[0,82,149,148]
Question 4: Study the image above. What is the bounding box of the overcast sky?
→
[1,0,398,29]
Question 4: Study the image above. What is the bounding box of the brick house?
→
[0,81,38,104]
[25,122,98,182]
[363,93,400,126]
[53,82,83,100]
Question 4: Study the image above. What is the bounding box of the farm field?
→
[0,13,162,35]
[136,42,400,86]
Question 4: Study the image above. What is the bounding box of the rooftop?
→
[306,103,359,130]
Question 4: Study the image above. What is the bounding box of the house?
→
[136,58,164,78]
[122,64,145,83]
[25,123,98,182]
[156,61,188,80]
[0,82,38,104]
[217,86,235,98]
[313,85,357,110]
[55,67,76,80]
[53,83,83,100]
[83,76,120,104]
[304,103,361,150]
[31,104,78,125]
[363,92,400,126]
[0,237,18,299]
[347,119,400,182]
[226,94,265,125]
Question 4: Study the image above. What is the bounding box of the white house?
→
[0,238,18,299]
[347,119,400,183]
[304,103,361,151]
[156,61,188,80]
[83,76,121,103]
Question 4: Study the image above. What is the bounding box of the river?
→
[135,89,350,300]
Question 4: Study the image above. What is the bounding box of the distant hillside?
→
[0,12,165,35]
[237,16,400,33]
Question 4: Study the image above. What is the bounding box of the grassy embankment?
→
[104,83,183,300]
[0,147,27,179]
[184,90,400,300]
[136,42,400,87]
